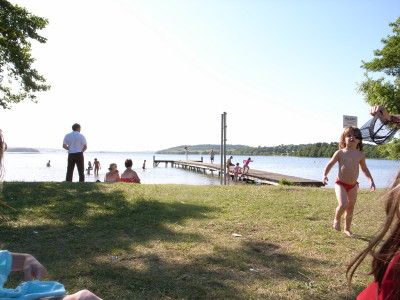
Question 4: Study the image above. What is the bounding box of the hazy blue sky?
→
[1,0,399,151]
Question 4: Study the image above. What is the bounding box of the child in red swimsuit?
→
[322,127,375,237]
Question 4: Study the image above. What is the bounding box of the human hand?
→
[370,181,376,192]
[23,254,47,280]
[370,105,390,122]
[322,176,328,185]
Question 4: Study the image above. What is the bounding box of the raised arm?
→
[370,105,400,126]
[322,150,340,185]
[360,155,376,191]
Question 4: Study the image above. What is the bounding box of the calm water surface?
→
[3,151,399,188]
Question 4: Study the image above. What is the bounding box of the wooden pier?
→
[153,158,324,187]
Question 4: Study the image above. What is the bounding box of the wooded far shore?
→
[156,143,387,159]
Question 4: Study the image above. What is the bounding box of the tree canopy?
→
[0,0,49,109]
[359,17,400,159]
[359,17,400,113]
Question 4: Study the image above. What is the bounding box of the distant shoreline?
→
[156,143,385,159]
[7,147,39,153]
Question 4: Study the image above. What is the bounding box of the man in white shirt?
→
[63,123,87,182]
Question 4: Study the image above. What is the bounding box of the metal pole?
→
[223,112,227,185]
[220,113,224,185]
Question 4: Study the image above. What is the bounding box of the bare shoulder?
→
[358,150,366,160]
[334,149,343,158]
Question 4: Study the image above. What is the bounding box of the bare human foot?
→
[333,219,340,231]
[344,230,354,237]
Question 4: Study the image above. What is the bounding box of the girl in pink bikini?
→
[322,126,375,237]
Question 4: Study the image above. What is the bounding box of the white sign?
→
[343,115,358,128]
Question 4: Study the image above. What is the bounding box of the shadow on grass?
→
[1,182,211,250]
[0,183,346,299]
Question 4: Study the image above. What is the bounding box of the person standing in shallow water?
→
[93,158,100,176]
[63,123,87,182]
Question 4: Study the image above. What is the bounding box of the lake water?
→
[2,151,399,188]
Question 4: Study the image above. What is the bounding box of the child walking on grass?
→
[322,126,375,237]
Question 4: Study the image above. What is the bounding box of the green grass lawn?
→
[0,183,386,299]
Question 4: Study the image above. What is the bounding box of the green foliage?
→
[362,17,400,78]
[278,178,292,186]
[359,17,400,158]
[377,138,400,160]
[0,0,50,109]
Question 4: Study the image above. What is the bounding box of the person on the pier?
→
[210,149,215,164]
[322,126,375,237]
[233,162,241,182]
[242,157,253,175]
[226,156,234,172]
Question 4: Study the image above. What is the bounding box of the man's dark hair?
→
[72,123,81,131]
[125,159,133,168]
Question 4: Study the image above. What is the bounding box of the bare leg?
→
[62,289,102,300]
[344,185,358,237]
[333,184,348,231]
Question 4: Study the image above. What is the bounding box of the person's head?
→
[108,163,117,171]
[339,127,363,151]
[236,162,239,166]
[230,156,233,159]
[347,183,400,292]
[248,157,251,160]
[125,159,133,168]
[94,158,97,161]
[144,160,146,162]
[72,123,81,132]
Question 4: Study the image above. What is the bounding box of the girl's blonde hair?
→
[108,163,117,171]
[339,127,363,151]
[346,178,400,296]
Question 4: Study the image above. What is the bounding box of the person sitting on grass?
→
[104,163,120,182]
[120,159,141,183]
[0,130,102,300]
[0,251,102,300]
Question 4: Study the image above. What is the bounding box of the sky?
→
[0,0,399,151]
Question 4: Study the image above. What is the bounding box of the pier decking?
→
[153,158,324,187]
